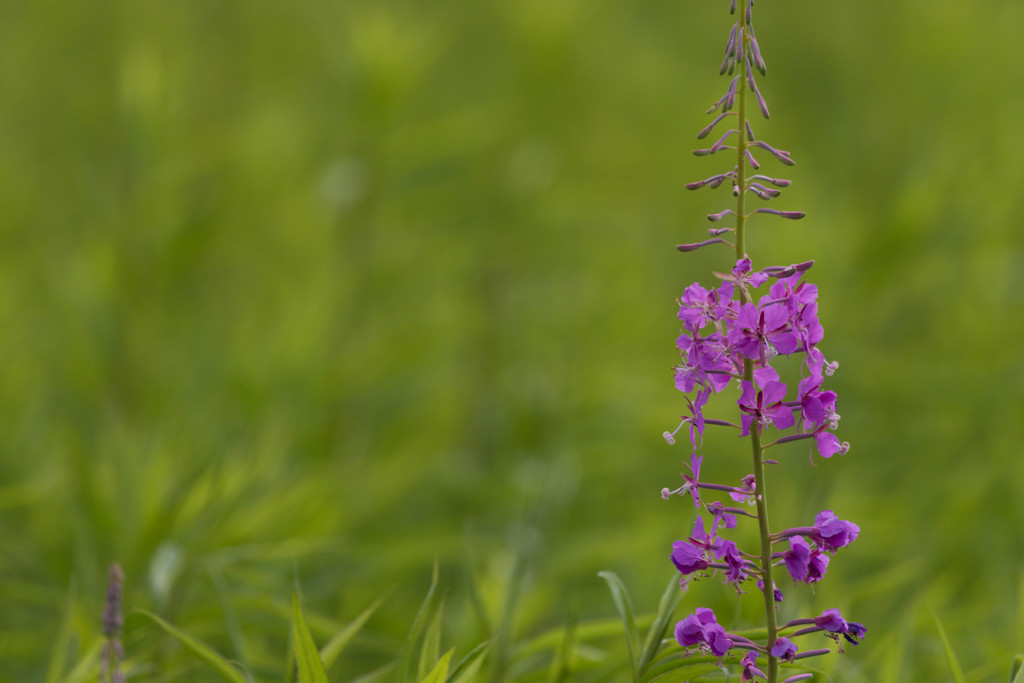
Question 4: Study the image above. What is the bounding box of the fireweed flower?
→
[659,1,864,681]
[783,608,868,648]
[781,535,829,584]
[674,607,735,657]
[671,538,711,577]
[811,510,860,551]
[661,452,703,505]
[738,379,795,436]
[771,637,798,661]
[663,387,711,448]
[729,473,757,504]
[741,651,767,681]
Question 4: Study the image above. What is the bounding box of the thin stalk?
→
[735,6,780,682]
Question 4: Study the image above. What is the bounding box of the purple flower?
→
[705,622,735,656]
[741,651,766,681]
[812,510,860,551]
[814,608,848,633]
[813,425,848,458]
[729,473,756,504]
[725,257,769,289]
[674,608,734,656]
[731,303,800,363]
[793,300,825,349]
[768,272,817,308]
[675,334,735,393]
[678,282,724,332]
[797,373,837,430]
[675,612,708,647]
[671,539,710,576]
[687,388,711,447]
[718,539,748,585]
[688,515,722,555]
[844,622,867,645]
[661,452,703,506]
[782,536,810,581]
[758,578,784,603]
[770,637,798,661]
[738,380,795,435]
[707,500,738,529]
[782,536,829,584]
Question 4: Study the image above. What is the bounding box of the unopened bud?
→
[677,238,728,252]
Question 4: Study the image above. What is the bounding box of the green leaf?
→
[59,638,102,683]
[349,661,399,683]
[209,568,250,670]
[597,570,638,679]
[546,612,576,683]
[419,646,455,683]
[398,561,441,683]
[928,606,965,683]
[1010,654,1024,683]
[638,574,683,675]
[418,597,445,680]
[134,609,249,683]
[639,659,720,683]
[45,580,76,683]
[448,641,489,683]
[319,590,390,670]
[292,592,330,683]
[512,615,654,661]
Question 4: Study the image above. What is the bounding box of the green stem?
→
[735,6,780,682]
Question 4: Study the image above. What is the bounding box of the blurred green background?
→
[1,0,1022,680]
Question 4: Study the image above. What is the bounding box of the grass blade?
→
[399,560,441,683]
[349,661,399,683]
[928,606,965,683]
[638,574,682,675]
[45,580,76,683]
[597,570,638,679]
[637,654,720,683]
[419,646,455,683]
[448,641,490,683]
[59,638,102,683]
[546,611,576,683]
[134,609,249,683]
[292,592,330,683]
[319,590,391,669]
[1010,654,1024,683]
[209,568,250,670]
[418,597,445,680]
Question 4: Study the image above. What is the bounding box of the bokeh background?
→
[1,0,1022,680]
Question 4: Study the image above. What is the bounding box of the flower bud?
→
[676,238,728,252]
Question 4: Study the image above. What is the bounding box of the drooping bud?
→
[751,140,793,165]
[697,112,731,140]
[749,32,767,75]
[719,24,740,75]
[676,238,729,252]
[754,208,805,219]
[687,173,724,190]
[748,182,780,199]
[751,174,791,187]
